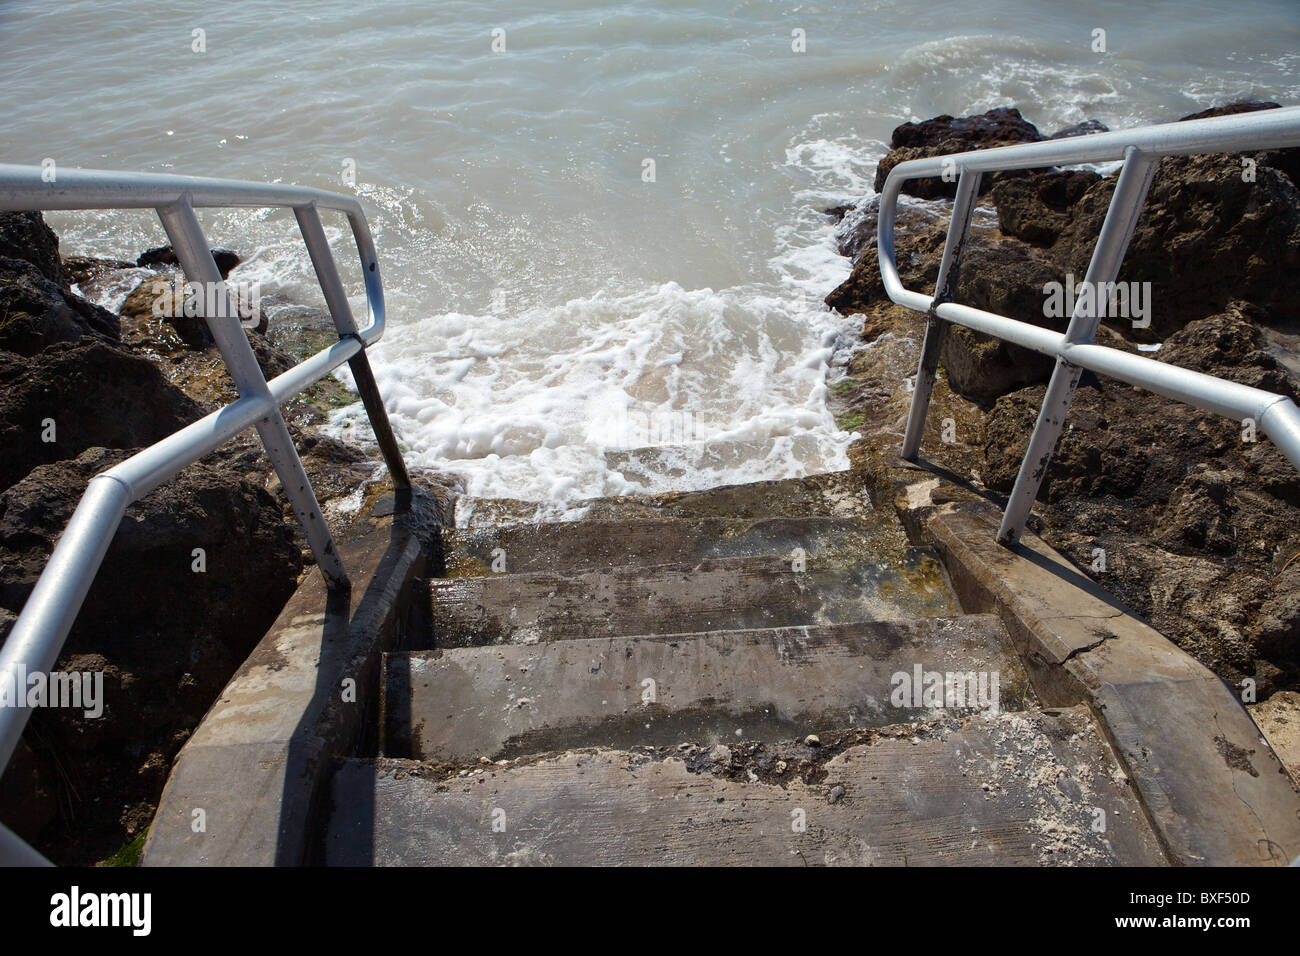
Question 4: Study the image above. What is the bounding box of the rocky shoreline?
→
[0,216,457,863]
[823,101,1300,759]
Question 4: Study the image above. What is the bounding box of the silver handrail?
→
[0,165,413,863]
[879,106,1300,545]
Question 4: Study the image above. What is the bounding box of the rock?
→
[823,203,855,223]
[889,107,1044,151]
[874,107,1045,199]
[1248,690,1300,782]
[260,296,338,361]
[0,211,71,287]
[0,446,302,859]
[977,309,1300,690]
[0,256,121,355]
[117,271,293,392]
[63,255,138,287]
[1055,153,1300,341]
[804,734,820,747]
[990,170,1102,247]
[1047,120,1109,139]
[827,784,845,804]
[136,244,242,279]
[1179,101,1281,122]
[833,194,959,263]
[0,339,203,492]
[119,270,214,349]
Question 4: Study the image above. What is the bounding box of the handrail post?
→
[996,148,1158,546]
[294,205,411,492]
[156,197,350,589]
[901,169,982,460]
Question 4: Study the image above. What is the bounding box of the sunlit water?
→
[3,0,1297,509]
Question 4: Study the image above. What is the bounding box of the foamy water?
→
[3,0,1296,506]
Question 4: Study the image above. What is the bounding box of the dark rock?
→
[0,446,302,859]
[1179,101,1281,122]
[0,211,71,287]
[1047,120,1109,139]
[889,107,1044,151]
[137,244,242,279]
[976,308,1300,690]
[63,255,138,287]
[936,239,1065,401]
[1055,153,1300,340]
[874,108,1044,199]
[833,195,955,262]
[119,270,213,349]
[0,338,203,491]
[823,203,855,223]
[990,170,1102,247]
[0,256,121,355]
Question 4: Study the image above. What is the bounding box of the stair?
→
[604,435,824,486]
[320,474,1163,866]
[326,708,1164,866]
[383,616,1026,761]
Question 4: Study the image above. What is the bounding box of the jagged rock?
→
[889,107,1044,151]
[873,107,1045,199]
[119,269,214,349]
[0,256,121,355]
[0,446,302,858]
[1179,101,1281,122]
[833,195,961,262]
[1047,120,1109,139]
[1054,153,1300,340]
[0,339,202,491]
[136,244,242,278]
[64,255,138,285]
[0,211,70,287]
[976,310,1300,690]
[990,170,1102,247]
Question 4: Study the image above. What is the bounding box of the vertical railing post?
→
[901,169,982,460]
[293,204,411,491]
[996,147,1158,546]
[156,196,350,589]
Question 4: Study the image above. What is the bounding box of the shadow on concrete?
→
[276,487,436,866]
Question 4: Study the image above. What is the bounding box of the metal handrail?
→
[0,165,413,863]
[879,106,1300,545]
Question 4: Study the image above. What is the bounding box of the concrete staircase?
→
[320,477,1166,865]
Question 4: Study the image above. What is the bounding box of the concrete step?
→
[383,614,1030,761]
[442,515,924,578]
[454,470,874,529]
[578,469,873,522]
[324,706,1166,866]
[422,554,958,648]
[604,435,823,486]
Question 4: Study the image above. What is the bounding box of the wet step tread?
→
[442,515,914,578]
[383,614,1030,761]
[424,554,958,648]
